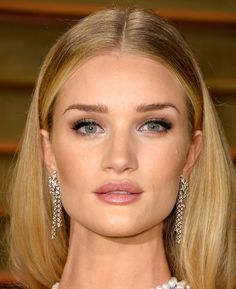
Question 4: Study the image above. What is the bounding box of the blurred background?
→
[0,0,235,287]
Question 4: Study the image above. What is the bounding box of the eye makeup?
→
[71,117,173,137]
[71,118,104,136]
[138,118,172,133]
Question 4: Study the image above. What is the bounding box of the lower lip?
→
[94,192,142,205]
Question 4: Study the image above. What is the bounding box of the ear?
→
[41,129,57,174]
[182,130,202,178]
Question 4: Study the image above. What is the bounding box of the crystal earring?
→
[48,170,63,239]
[174,175,189,244]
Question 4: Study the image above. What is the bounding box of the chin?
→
[93,226,148,238]
[85,219,158,239]
[70,212,164,238]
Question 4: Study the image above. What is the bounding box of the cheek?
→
[141,137,188,217]
[51,138,102,222]
[51,136,101,196]
[142,136,188,179]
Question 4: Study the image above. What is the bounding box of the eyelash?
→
[71,118,172,136]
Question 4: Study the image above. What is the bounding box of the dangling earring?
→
[48,170,63,239]
[174,175,189,244]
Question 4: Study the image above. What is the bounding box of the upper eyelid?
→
[75,118,103,127]
[72,117,171,130]
[73,117,169,124]
[139,118,168,125]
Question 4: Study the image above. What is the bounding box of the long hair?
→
[8,7,236,289]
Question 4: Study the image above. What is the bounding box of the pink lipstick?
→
[93,181,144,205]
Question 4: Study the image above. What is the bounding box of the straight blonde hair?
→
[8,7,236,289]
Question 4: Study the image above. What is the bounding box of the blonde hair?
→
[8,7,236,289]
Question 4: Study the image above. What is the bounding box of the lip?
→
[93,180,144,205]
[93,180,144,194]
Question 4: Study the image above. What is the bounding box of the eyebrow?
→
[63,102,180,115]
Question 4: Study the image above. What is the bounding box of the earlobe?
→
[41,129,57,174]
[182,130,202,178]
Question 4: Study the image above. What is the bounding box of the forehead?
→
[56,52,186,114]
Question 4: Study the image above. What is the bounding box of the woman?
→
[8,7,236,289]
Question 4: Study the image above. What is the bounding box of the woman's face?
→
[42,52,201,237]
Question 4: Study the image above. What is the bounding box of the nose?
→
[101,131,138,174]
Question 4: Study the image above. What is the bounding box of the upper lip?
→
[94,180,144,194]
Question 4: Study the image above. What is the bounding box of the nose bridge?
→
[101,125,138,173]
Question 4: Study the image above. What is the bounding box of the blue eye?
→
[72,119,103,136]
[139,119,172,133]
[71,118,172,136]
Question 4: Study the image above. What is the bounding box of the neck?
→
[60,221,171,289]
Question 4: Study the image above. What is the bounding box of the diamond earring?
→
[48,171,63,239]
[174,175,189,244]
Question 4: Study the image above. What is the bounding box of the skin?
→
[41,52,202,289]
